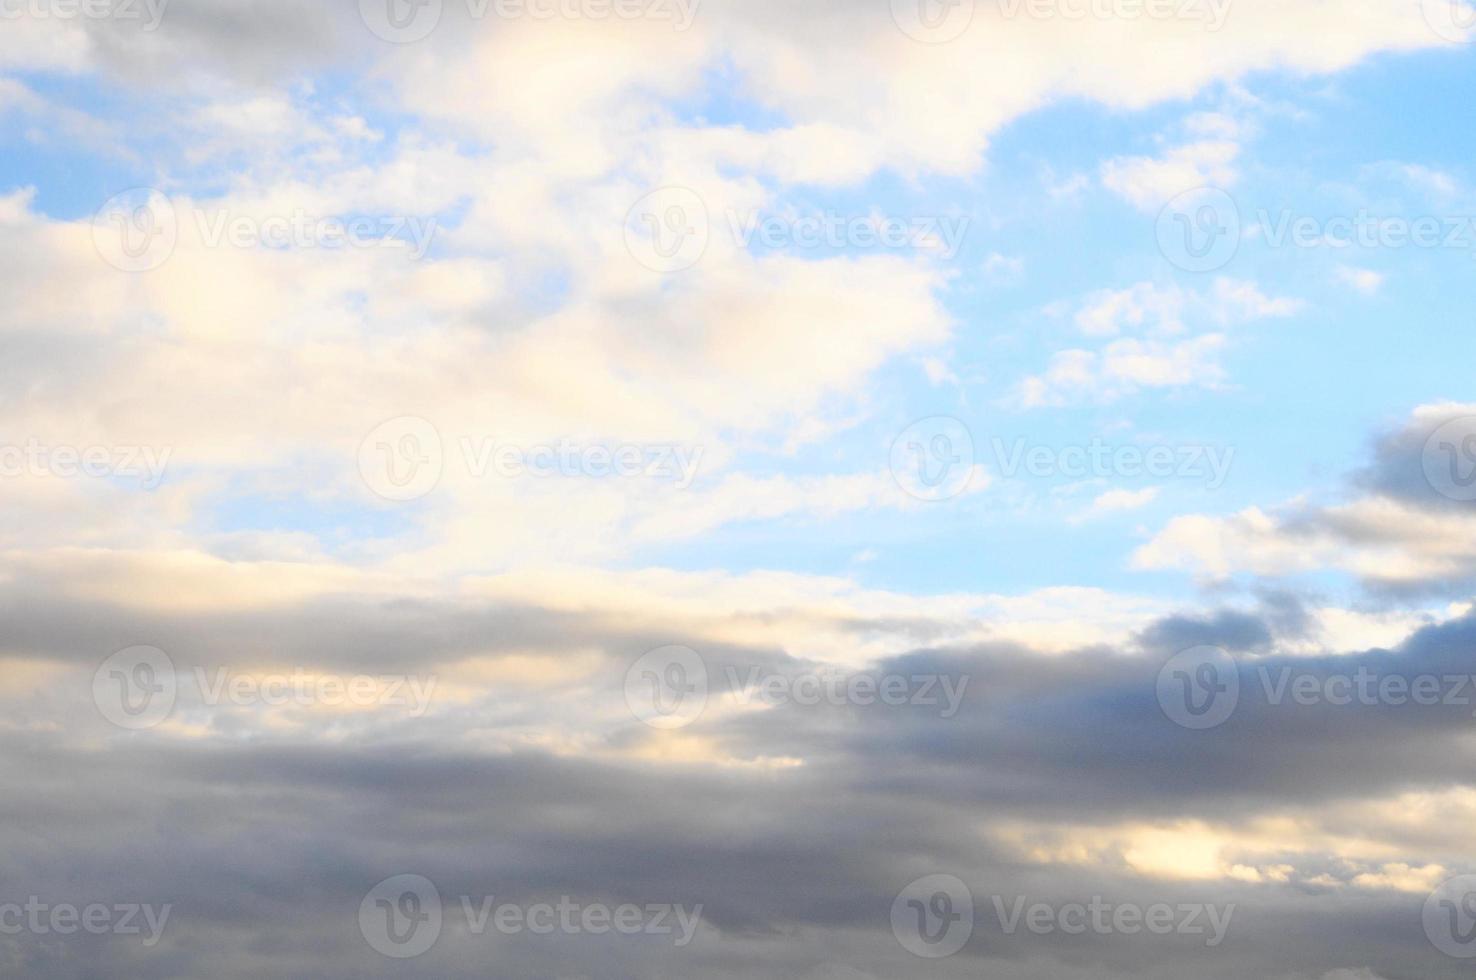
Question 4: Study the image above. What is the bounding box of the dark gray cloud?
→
[1,578,1473,978]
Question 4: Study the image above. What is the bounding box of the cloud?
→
[1336,267,1386,294]
[0,4,1471,978]
[1,548,1474,976]
[1016,279,1301,406]
[1071,486,1161,523]
[1136,404,1476,593]
[1102,137,1241,212]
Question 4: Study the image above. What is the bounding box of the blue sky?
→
[7,33,1473,602]
[7,3,1476,978]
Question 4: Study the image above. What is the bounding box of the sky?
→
[4,0,1476,977]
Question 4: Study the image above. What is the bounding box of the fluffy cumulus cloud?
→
[1015,278,1302,406]
[2,1,1475,977]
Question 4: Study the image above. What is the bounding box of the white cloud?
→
[983,251,1026,285]
[1073,486,1161,523]
[1018,279,1301,406]
[1336,266,1386,294]
[1101,137,1241,212]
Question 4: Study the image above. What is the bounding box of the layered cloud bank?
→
[3,0,1475,977]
